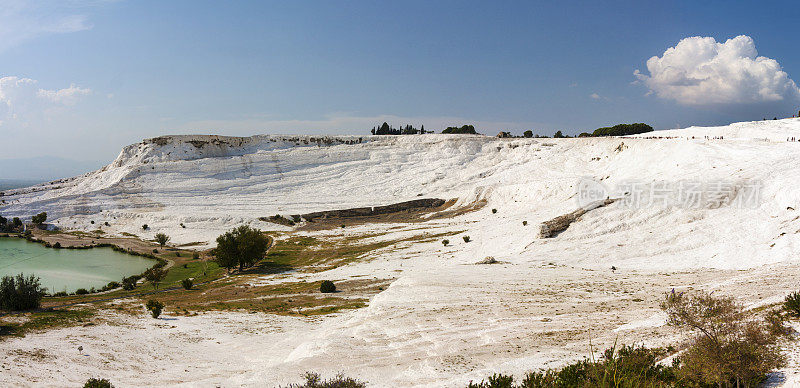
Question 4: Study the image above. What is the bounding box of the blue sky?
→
[1,0,799,164]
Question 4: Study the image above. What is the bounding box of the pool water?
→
[0,237,155,294]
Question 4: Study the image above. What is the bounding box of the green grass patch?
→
[0,309,94,338]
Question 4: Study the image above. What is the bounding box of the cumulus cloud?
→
[0,76,91,128]
[634,35,800,106]
[590,93,601,100]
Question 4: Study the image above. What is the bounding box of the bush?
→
[522,221,527,226]
[463,236,471,243]
[52,291,68,297]
[142,224,148,230]
[784,291,800,317]
[320,280,336,293]
[122,276,137,290]
[442,125,477,134]
[523,130,533,138]
[181,279,193,290]
[0,274,46,310]
[284,372,366,388]
[146,299,164,318]
[468,344,678,388]
[152,248,158,254]
[491,208,497,214]
[192,252,200,260]
[661,290,786,386]
[102,281,120,291]
[75,288,89,295]
[84,378,114,388]
[442,239,449,246]
[53,242,61,248]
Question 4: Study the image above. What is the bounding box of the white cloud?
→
[634,35,800,106]
[0,1,94,52]
[590,93,601,100]
[0,76,91,128]
[37,83,92,105]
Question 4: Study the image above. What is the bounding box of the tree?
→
[523,130,533,138]
[31,212,47,225]
[0,273,46,311]
[12,217,22,228]
[442,125,477,134]
[144,267,167,289]
[554,130,565,138]
[591,123,653,137]
[154,233,170,248]
[212,225,270,272]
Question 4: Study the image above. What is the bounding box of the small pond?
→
[0,237,155,294]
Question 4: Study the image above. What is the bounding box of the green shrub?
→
[491,208,497,214]
[52,291,68,297]
[784,291,800,317]
[468,344,677,387]
[442,239,449,246]
[661,290,786,386]
[442,125,477,134]
[142,224,148,230]
[53,242,61,248]
[122,276,137,290]
[75,288,89,295]
[0,274,46,311]
[146,299,164,318]
[102,281,120,291]
[181,279,193,290]
[84,378,114,388]
[522,221,527,226]
[320,280,336,293]
[463,236,471,243]
[192,252,200,260]
[284,372,366,388]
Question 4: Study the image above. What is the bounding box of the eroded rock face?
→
[301,198,446,221]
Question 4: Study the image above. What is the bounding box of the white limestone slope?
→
[4,119,800,270]
[5,119,800,386]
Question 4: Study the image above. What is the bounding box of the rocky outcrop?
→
[539,199,616,238]
[300,198,446,221]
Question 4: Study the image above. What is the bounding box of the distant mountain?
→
[0,156,103,183]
